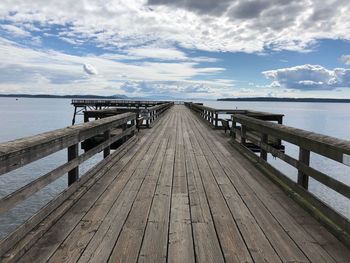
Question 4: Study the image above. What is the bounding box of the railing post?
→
[231,120,236,139]
[297,147,310,189]
[215,113,218,128]
[68,144,79,186]
[103,130,111,158]
[146,109,150,128]
[122,122,127,143]
[131,118,136,135]
[241,125,246,145]
[260,133,268,161]
[84,114,89,123]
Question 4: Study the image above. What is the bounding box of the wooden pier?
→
[0,103,349,262]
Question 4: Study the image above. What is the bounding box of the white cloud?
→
[341,55,350,65]
[127,47,187,60]
[83,63,98,75]
[0,37,231,97]
[263,64,350,90]
[1,24,31,37]
[0,0,348,53]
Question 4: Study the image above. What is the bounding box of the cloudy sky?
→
[0,0,350,98]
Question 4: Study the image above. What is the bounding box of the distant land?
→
[0,93,214,101]
[218,97,350,103]
[0,94,128,99]
[2,94,350,103]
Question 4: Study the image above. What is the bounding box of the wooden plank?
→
[16,122,161,263]
[272,192,350,262]
[188,111,308,262]
[138,112,177,263]
[214,136,348,262]
[168,113,195,263]
[67,144,79,185]
[77,113,174,263]
[185,115,253,262]
[108,135,169,262]
[46,134,155,263]
[245,132,350,199]
[297,147,310,189]
[0,137,137,262]
[184,114,282,262]
[232,113,350,165]
[0,127,135,214]
[182,113,225,263]
[3,105,349,263]
[190,111,340,262]
[108,114,176,263]
[0,113,136,175]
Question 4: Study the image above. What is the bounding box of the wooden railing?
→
[145,102,174,127]
[185,102,283,129]
[231,113,350,244]
[71,99,168,106]
[79,102,173,128]
[0,112,136,246]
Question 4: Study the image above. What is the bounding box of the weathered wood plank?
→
[0,113,136,175]
[188,112,309,261]
[232,113,350,165]
[185,113,282,263]
[77,113,174,263]
[138,113,177,263]
[186,114,253,262]
[107,129,171,262]
[0,127,135,214]
[0,137,138,262]
[190,111,338,262]
[17,141,144,263]
[168,114,195,263]
[182,112,225,263]
[2,105,349,263]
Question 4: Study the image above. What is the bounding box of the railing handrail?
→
[71,99,169,105]
[0,112,136,176]
[148,102,173,111]
[232,114,350,165]
[185,102,284,116]
[185,102,284,129]
[231,112,350,244]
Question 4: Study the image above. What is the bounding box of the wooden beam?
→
[103,130,110,158]
[260,134,268,161]
[232,114,350,165]
[297,148,310,189]
[0,112,136,175]
[68,144,79,186]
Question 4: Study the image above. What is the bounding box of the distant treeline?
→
[218,97,350,103]
[0,94,128,99]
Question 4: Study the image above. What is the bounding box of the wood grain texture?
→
[2,105,349,263]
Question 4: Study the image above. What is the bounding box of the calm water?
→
[0,98,349,238]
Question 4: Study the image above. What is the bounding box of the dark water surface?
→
[0,98,349,238]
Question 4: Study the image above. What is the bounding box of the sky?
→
[0,0,350,99]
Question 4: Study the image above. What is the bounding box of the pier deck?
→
[2,105,350,262]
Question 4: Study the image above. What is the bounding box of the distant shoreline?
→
[0,94,128,99]
[217,97,350,103]
[1,94,350,103]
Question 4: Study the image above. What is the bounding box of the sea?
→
[0,97,349,239]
